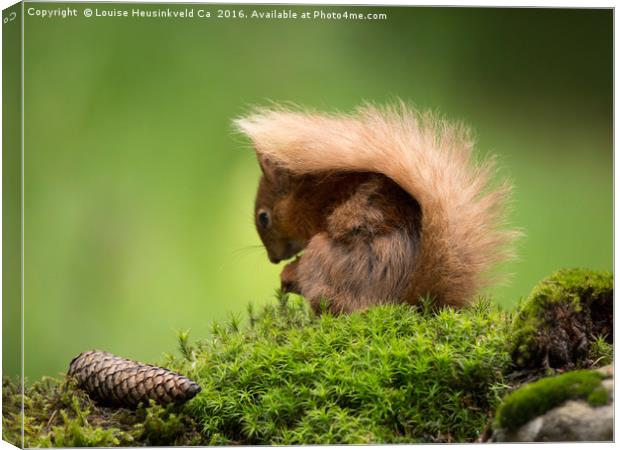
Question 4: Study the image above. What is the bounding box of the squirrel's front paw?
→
[280,260,301,294]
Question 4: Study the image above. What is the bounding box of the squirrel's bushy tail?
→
[235,103,519,306]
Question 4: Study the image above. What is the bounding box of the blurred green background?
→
[13,5,612,379]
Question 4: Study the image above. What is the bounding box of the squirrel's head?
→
[254,153,306,264]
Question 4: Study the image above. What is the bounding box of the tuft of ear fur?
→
[256,152,276,182]
[235,102,520,306]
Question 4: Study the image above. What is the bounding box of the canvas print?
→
[2,2,613,446]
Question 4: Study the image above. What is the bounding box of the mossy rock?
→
[494,368,611,433]
[510,268,613,370]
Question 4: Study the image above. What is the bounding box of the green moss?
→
[494,369,609,431]
[587,387,610,407]
[2,377,23,447]
[2,377,202,447]
[4,294,514,445]
[41,409,132,448]
[170,294,513,444]
[3,269,613,445]
[510,268,613,369]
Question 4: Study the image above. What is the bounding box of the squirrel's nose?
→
[268,254,281,264]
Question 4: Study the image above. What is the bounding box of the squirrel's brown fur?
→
[236,103,518,313]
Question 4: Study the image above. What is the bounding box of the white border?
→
[0,1,615,450]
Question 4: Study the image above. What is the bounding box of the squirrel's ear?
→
[256,151,293,189]
[256,152,278,182]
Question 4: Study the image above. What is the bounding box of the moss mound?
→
[174,295,513,444]
[510,269,613,370]
[494,368,610,432]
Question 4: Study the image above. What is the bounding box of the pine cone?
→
[68,350,201,408]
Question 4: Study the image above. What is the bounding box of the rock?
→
[495,400,612,442]
[535,400,612,441]
[597,364,614,378]
[602,379,613,401]
[492,365,613,442]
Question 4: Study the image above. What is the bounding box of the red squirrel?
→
[235,103,518,314]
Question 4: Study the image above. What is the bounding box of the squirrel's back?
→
[237,103,519,308]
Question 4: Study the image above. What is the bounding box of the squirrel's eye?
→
[257,210,271,229]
